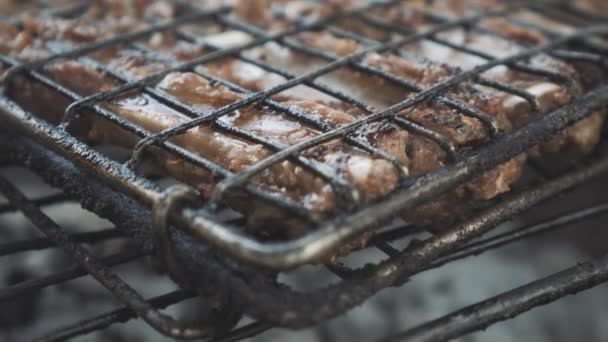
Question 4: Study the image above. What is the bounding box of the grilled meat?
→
[175,27,527,226]
[577,0,608,15]
[284,30,527,225]
[275,1,604,223]
[0,0,606,258]
[383,2,606,155]
[205,0,605,224]
[2,10,402,252]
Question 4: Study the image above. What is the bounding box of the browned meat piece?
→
[184,26,527,227]
[418,5,605,154]
[233,0,273,27]
[231,0,367,31]
[147,18,532,226]
[112,56,402,204]
[292,0,605,158]
[83,0,198,21]
[22,17,107,43]
[0,0,29,15]
[6,63,401,262]
[476,17,607,155]
[294,33,511,166]
[0,0,79,17]
[362,1,606,157]
[0,23,17,55]
[2,17,401,258]
[576,0,608,15]
[293,32,528,227]
[1,9,397,259]
[7,60,116,125]
[85,0,152,18]
[298,32,360,57]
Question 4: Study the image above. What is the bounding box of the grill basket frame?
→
[1,0,608,340]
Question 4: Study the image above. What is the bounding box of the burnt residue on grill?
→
[1,0,608,265]
[1,0,608,340]
[0,135,263,339]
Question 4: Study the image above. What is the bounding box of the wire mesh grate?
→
[1,0,608,340]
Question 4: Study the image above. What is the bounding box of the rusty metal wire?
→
[1,0,608,340]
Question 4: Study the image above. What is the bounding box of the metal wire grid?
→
[4,127,608,341]
[0,0,607,339]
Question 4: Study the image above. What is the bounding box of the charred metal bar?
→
[34,290,195,342]
[43,0,92,19]
[474,77,541,112]
[391,116,458,160]
[368,142,608,286]
[367,224,423,245]
[432,202,608,269]
[374,241,400,258]
[0,228,124,256]
[379,254,608,342]
[0,134,166,277]
[211,322,272,342]
[0,0,91,25]
[324,262,356,279]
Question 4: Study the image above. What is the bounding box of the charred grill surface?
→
[2,0,607,247]
[1,0,608,340]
